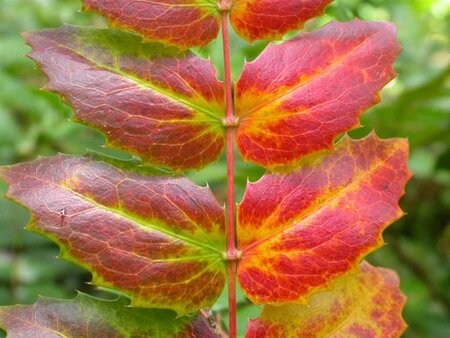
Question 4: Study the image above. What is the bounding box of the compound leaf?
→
[81,0,333,49]
[0,293,219,337]
[0,155,226,315]
[235,20,400,168]
[24,25,225,172]
[230,0,333,43]
[245,262,407,338]
[82,0,221,49]
[237,133,411,305]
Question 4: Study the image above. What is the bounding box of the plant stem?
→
[220,6,237,338]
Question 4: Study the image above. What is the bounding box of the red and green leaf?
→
[245,262,407,338]
[24,25,225,172]
[82,0,221,49]
[235,20,401,168]
[0,155,226,314]
[237,133,411,305]
[0,293,219,337]
[230,0,333,43]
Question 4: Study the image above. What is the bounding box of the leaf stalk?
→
[220,6,237,338]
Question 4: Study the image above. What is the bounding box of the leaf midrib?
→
[137,0,218,9]
[66,188,225,255]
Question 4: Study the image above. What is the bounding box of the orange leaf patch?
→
[235,20,401,168]
[237,134,411,305]
[245,262,407,338]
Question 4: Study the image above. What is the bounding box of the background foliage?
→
[0,0,449,337]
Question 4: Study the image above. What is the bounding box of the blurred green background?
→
[0,0,449,337]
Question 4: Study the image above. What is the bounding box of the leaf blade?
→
[0,155,226,314]
[235,20,401,168]
[237,134,411,305]
[0,293,219,337]
[82,0,221,49]
[230,0,333,43]
[24,25,226,171]
[245,262,407,338]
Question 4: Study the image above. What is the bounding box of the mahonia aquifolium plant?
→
[0,0,412,337]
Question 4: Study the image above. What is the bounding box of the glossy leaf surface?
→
[82,0,221,49]
[245,262,407,338]
[235,20,401,168]
[0,293,219,337]
[230,0,333,43]
[237,134,411,305]
[0,155,226,314]
[24,25,225,171]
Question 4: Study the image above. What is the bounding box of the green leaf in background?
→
[0,293,218,337]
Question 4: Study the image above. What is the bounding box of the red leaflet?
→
[237,134,411,305]
[230,0,333,42]
[82,0,221,49]
[0,294,219,337]
[0,155,226,314]
[245,262,407,338]
[24,26,225,171]
[235,20,401,168]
